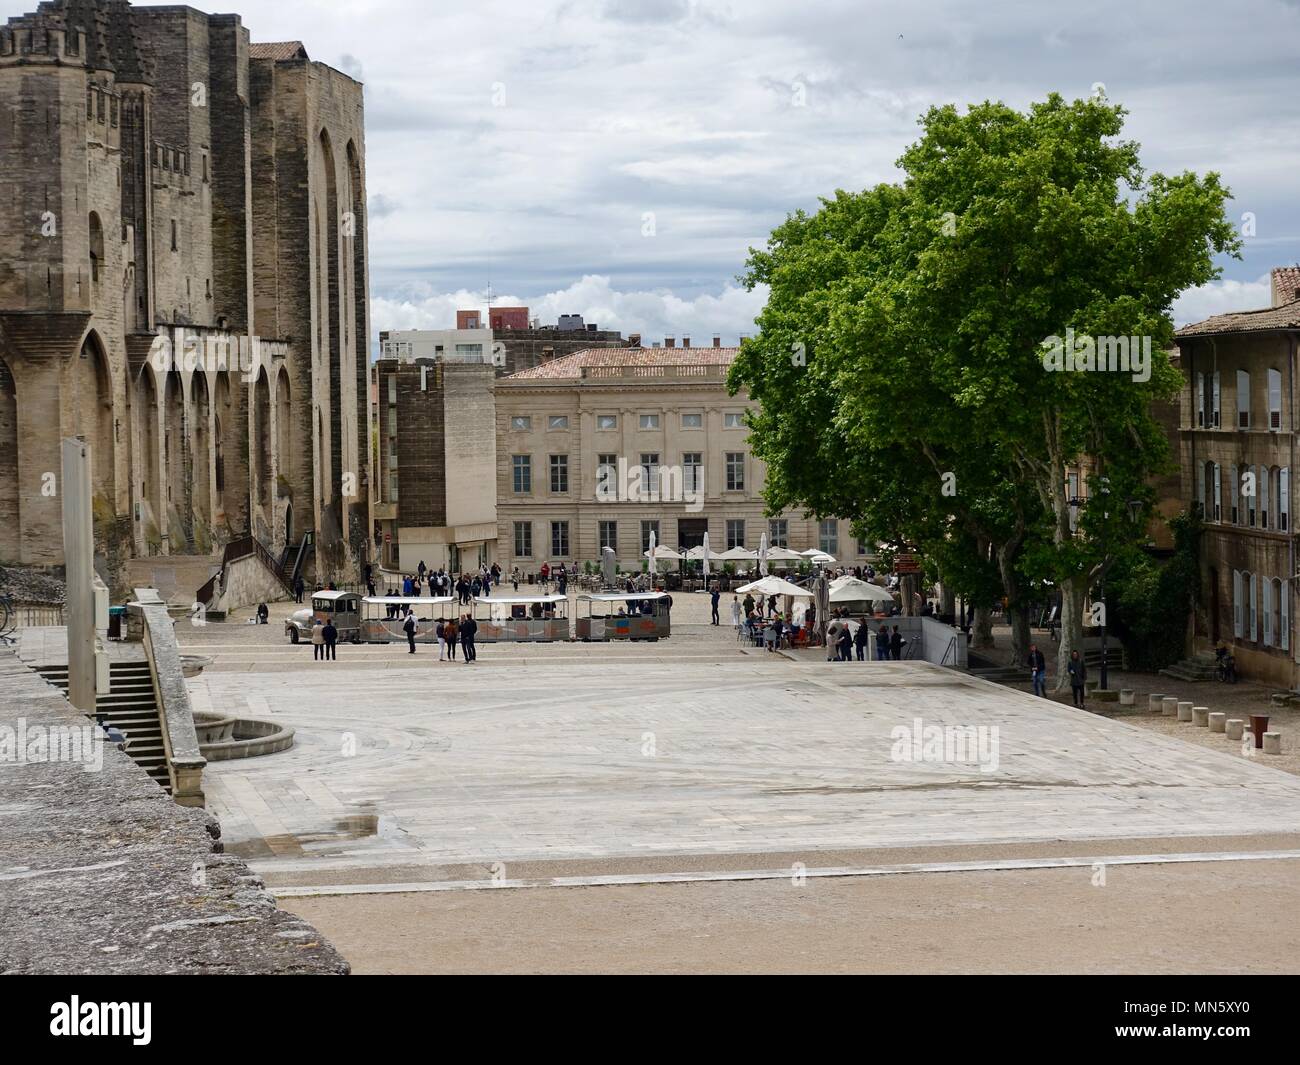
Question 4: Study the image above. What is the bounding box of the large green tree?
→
[731,93,1238,684]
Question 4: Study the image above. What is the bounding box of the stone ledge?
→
[0,648,348,975]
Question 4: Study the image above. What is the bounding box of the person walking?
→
[293,576,304,604]
[837,622,853,662]
[1067,650,1087,707]
[1027,643,1047,698]
[511,567,520,592]
[403,608,417,654]
[311,618,324,661]
[436,616,447,661]
[460,612,478,663]
[322,616,338,661]
[730,594,742,630]
[445,616,459,660]
[876,624,890,662]
[710,587,721,625]
[889,625,903,661]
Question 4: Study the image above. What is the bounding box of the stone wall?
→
[0,646,348,974]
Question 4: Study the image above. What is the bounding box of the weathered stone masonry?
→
[0,2,372,592]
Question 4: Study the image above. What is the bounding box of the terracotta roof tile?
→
[506,346,740,380]
[249,41,309,61]
[1175,298,1300,338]
[1271,266,1300,306]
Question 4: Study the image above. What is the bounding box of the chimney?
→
[712,334,721,347]
[628,333,641,347]
[682,335,691,348]
[665,335,676,348]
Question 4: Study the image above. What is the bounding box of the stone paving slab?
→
[195,657,1300,878]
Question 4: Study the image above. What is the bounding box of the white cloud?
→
[371,275,768,346]
[1173,276,1273,327]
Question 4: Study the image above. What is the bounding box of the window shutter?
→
[1283,582,1290,652]
[1233,570,1243,638]
[1261,466,1270,529]
[1196,372,1205,427]
[1228,464,1236,523]
[1213,371,1221,426]
[1263,579,1273,646]
[1250,574,1258,642]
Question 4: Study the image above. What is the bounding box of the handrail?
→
[941,634,956,667]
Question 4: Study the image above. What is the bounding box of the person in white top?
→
[730,595,742,629]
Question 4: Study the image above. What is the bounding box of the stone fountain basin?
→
[192,711,293,760]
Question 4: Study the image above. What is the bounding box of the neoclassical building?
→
[0,2,371,591]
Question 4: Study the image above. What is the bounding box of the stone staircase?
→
[1160,652,1219,683]
[36,661,171,794]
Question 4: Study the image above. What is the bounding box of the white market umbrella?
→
[702,532,711,580]
[718,546,757,561]
[644,544,683,562]
[766,546,803,562]
[830,577,895,606]
[758,531,769,576]
[736,575,814,598]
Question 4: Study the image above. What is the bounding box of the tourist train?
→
[285,591,671,644]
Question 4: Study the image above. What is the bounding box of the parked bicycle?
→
[1215,644,1237,683]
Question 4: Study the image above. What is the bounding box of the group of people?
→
[399,609,479,662]
[825,616,906,662]
[1027,642,1090,707]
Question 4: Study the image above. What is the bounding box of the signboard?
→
[894,552,921,574]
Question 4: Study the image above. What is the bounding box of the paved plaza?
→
[189,635,1300,883]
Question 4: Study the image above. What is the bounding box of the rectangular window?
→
[512,454,531,493]
[681,413,702,429]
[683,452,703,494]
[599,520,618,552]
[769,519,788,547]
[640,452,660,495]
[726,519,745,550]
[724,412,745,429]
[1250,572,1258,641]
[170,219,178,252]
[1261,465,1270,530]
[510,415,531,431]
[1264,578,1273,646]
[1212,371,1221,427]
[1246,467,1256,527]
[388,472,399,501]
[551,521,570,558]
[640,520,660,554]
[550,454,569,493]
[513,522,532,558]
[1237,369,1251,429]
[857,539,870,556]
[597,414,618,430]
[639,413,660,430]
[819,519,839,555]
[454,343,482,358]
[596,453,617,501]
[1269,368,1282,430]
[725,452,745,491]
[1196,371,1206,428]
[548,415,569,430]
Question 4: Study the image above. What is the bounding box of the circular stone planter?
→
[192,711,294,760]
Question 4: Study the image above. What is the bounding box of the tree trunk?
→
[1054,577,1087,690]
[973,606,994,648]
[1011,606,1031,668]
[939,582,955,619]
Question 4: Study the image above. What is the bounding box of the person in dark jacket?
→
[889,625,903,660]
[403,609,417,654]
[460,613,478,662]
[854,620,870,661]
[1067,650,1087,706]
[710,587,721,625]
[1027,644,1047,697]
[875,624,890,661]
[293,576,304,603]
[322,617,338,661]
[837,623,853,662]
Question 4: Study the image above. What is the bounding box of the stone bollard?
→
[1209,712,1226,733]
[1119,689,1135,706]
[1264,732,1283,755]
[1149,693,1167,713]
[1192,706,1210,727]
[1226,719,1245,741]
[1162,696,1179,717]
[1177,700,1194,721]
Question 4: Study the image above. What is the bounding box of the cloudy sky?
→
[222,0,1300,344]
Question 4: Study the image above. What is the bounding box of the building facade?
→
[494,346,874,570]
[373,359,496,573]
[1175,267,1300,686]
[0,2,371,590]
